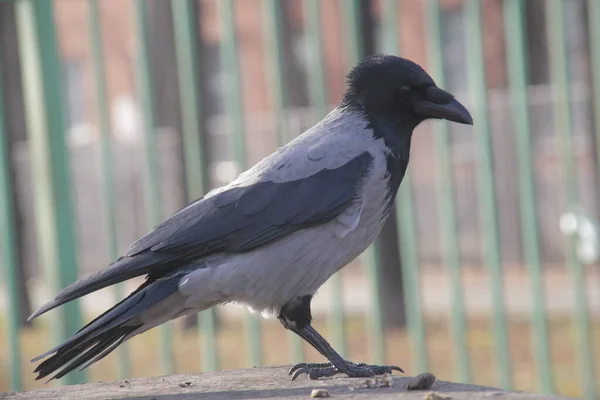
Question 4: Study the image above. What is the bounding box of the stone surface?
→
[2,366,574,400]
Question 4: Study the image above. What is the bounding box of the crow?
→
[29,54,472,381]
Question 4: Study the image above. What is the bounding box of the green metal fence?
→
[0,1,599,399]
[503,1,553,392]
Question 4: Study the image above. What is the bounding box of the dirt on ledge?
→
[2,366,575,400]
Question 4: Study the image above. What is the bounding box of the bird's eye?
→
[396,85,412,101]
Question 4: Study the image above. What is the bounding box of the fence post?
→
[218,0,262,368]
[546,2,597,398]
[302,0,347,359]
[171,0,219,372]
[133,0,173,375]
[503,0,553,393]
[263,0,290,147]
[262,0,304,363]
[14,0,85,385]
[88,0,131,379]
[424,0,470,384]
[588,0,600,246]
[380,0,429,374]
[464,0,511,390]
[0,47,22,392]
[342,0,386,365]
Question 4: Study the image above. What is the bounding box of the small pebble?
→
[353,374,393,390]
[406,372,436,391]
[310,388,330,398]
[382,373,394,387]
[179,381,193,388]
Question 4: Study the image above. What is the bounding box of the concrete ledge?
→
[4,366,573,400]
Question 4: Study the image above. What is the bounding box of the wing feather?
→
[29,152,374,319]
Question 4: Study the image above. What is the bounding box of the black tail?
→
[34,325,139,381]
[33,274,183,381]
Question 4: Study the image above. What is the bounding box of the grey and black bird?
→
[29,54,472,381]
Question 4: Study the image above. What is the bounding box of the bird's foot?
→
[289,361,403,380]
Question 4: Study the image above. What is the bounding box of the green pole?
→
[263,0,290,147]
[394,173,427,373]
[304,0,329,117]
[15,0,86,385]
[381,0,429,374]
[464,0,511,389]
[219,0,248,169]
[263,0,304,363]
[425,0,470,383]
[364,242,385,364]
[342,0,385,364]
[546,2,597,398]
[303,0,346,358]
[0,48,23,392]
[133,0,173,375]
[503,0,553,393]
[380,0,400,54]
[88,0,130,379]
[171,0,219,372]
[218,0,261,368]
[589,0,600,196]
[342,0,363,68]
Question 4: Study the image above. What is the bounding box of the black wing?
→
[29,152,373,319]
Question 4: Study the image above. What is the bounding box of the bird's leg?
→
[278,296,403,380]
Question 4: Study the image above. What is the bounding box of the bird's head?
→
[342,54,473,129]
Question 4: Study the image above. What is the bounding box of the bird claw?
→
[291,365,339,381]
[288,361,404,380]
[288,363,330,376]
[291,367,311,381]
[364,364,404,375]
[390,365,404,373]
[288,363,306,375]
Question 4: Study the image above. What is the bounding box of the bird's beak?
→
[413,86,473,125]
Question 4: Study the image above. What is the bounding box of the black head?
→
[342,54,473,129]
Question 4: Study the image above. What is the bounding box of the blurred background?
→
[0,0,598,398]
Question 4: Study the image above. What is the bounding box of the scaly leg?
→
[278,296,403,380]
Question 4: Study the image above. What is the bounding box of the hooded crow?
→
[29,54,472,381]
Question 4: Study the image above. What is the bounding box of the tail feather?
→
[32,273,185,381]
[28,251,177,321]
[34,326,139,382]
[31,281,150,363]
[75,334,129,372]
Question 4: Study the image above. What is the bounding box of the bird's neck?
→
[367,115,412,201]
[383,135,411,201]
[334,102,413,198]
